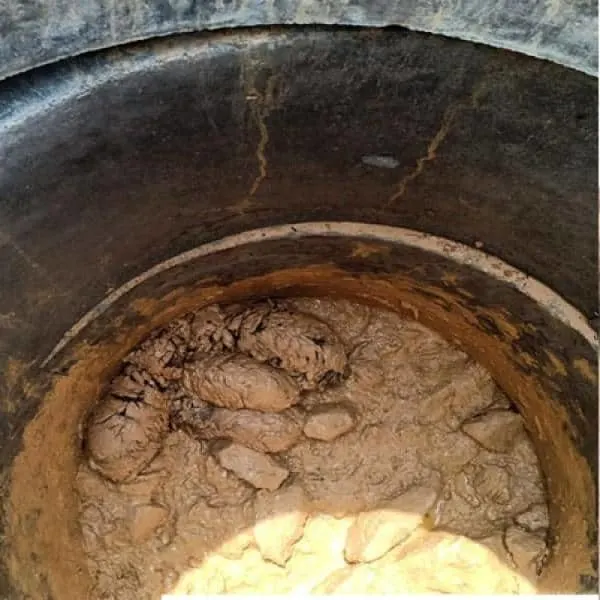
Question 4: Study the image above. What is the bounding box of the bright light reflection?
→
[161,510,538,596]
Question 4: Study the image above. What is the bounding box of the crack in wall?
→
[233,62,283,215]
[385,77,489,208]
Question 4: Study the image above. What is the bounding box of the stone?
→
[177,405,304,453]
[130,504,169,543]
[434,464,519,539]
[344,486,438,563]
[215,443,289,490]
[452,470,482,508]
[462,410,525,453]
[254,485,309,566]
[303,404,355,441]
[296,514,353,558]
[211,408,304,453]
[515,504,549,533]
[504,526,547,578]
[182,353,300,412]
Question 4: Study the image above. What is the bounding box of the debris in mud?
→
[344,485,438,563]
[461,409,525,453]
[215,442,290,491]
[303,403,355,441]
[254,484,309,566]
[78,298,549,598]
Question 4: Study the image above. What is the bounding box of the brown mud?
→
[74,298,549,597]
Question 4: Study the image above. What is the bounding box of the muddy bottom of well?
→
[77,297,549,597]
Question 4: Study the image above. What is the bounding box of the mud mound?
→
[77,298,548,597]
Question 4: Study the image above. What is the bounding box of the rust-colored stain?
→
[1,358,36,414]
[572,357,597,384]
[543,350,568,378]
[441,272,460,285]
[350,242,391,259]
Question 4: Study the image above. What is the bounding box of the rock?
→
[433,485,496,539]
[344,486,438,563]
[515,504,549,533]
[235,303,348,390]
[303,404,355,441]
[85,388,169,482]
[254,485,309,566]
[130,504,169,542]
[297,513,354,557]
[182,353,300,412]
[203,456,254,507]
[215,443,289,490]
[462,410,524,453]
[210,408,304,453]
[504,526,547,578]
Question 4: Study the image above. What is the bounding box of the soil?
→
[75,297,550,597]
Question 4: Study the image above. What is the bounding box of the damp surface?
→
[73,297,549,597]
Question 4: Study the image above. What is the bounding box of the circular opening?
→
[5,228,597,597]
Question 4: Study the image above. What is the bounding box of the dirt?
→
[70,297,550,597]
